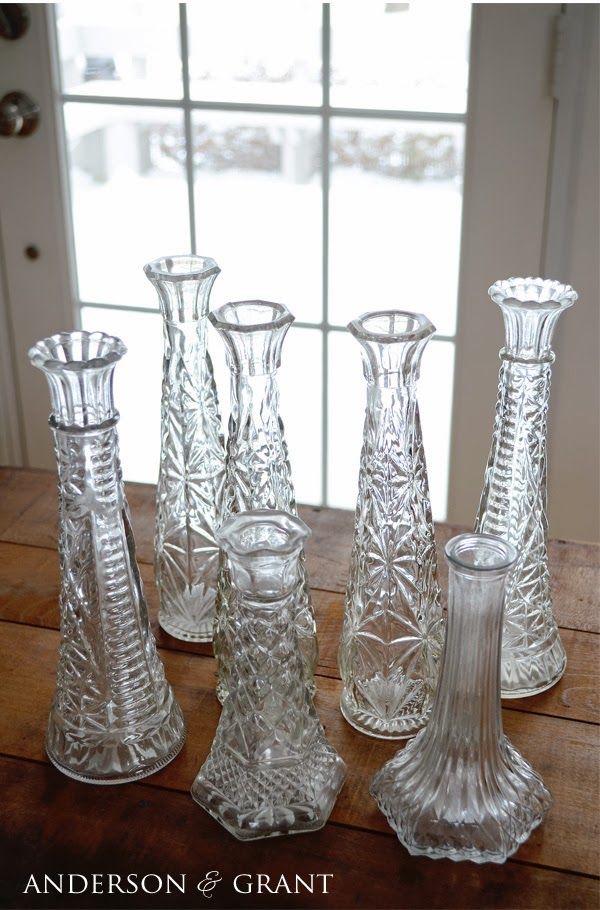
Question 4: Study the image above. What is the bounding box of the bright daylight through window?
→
[55,1,471,518]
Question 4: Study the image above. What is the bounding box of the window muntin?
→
[57,3,472,518]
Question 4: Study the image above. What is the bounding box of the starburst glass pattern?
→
[339,311,444,739]
[29,331,185,784]
[476,277,577,697]
[145,256,226,642]
[191,511,346,840]
[209,301,317,702]
[371,533,552,864]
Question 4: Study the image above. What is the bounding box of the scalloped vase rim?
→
[28,330,127,372]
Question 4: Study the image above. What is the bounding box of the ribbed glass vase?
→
[28,331,185,784]
[191,510,346,840]
[338,311,444,739]
[371,533,552,864]
[144,255,226,643]
[209,300,317,702]
[476,277,577,697]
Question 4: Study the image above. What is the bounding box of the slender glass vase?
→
[209,300,317,702]
[28,331,185,784]
[191,510,346,840]
[371,533,552,864]
[339,311,444,739]
[144,255,226,643]
[476,277,578,697]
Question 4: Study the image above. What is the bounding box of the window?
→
[55,2,471,518]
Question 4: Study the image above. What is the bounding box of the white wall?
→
[546,5,600,542]
[449,4,599,543]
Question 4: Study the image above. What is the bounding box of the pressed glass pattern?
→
[371,533,552,864]
[28,331,185,783]
[191,511,346,841]
[338,311,444,739]
[476,278,578,697]
[209,301,317,702]
[144,255,226,643]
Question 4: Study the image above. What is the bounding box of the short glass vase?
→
[371,532,552,864]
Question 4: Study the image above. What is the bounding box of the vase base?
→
[371,734,552,864]
[340,689,428,740]
[500,638,567,699]
[191,743,346,841]
[158,616,214,643]
[46,699,186,785]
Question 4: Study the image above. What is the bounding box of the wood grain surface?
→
[0,468,598,910]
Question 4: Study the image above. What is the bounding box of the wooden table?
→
[0,467,598,909]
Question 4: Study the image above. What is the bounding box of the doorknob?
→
[0,4,29,40]
[0,91,39,137]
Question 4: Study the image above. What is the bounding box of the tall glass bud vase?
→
[339,311,444,739]
[371,533,552,864]
[191,510,346,840]
[476,278,577,697]
[144,255,226,642]
[209,301,317,702]
[28,331,185,783]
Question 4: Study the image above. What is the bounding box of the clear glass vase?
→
[371,532,552,864]
[339,311,444,739]
[209,300,317,702]
[29,331,186,784]
[476,277,578,697]
[144,255,226,643]
[191,510,346,840]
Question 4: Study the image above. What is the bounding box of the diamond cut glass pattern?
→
[28,331,185,784]
[338,311,444,739]
[191,511,346,841]
[144,256,226,642]
[475,278,578,697]
[209,302,318,702]
[371,533,552,864]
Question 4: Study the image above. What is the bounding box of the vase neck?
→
[210,300,293,377]
[349,310,435,388]
[29,331,125,430]
[489,277,577,362]
[144,254,220,324]
[164,319,209,361]
[426,535,516,759]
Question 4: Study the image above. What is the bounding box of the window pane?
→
[193,111,322,323]
[330,4,471,113]
[328,119,465,337]
[64,103,190,308]
[188,2,322,105]
[81,307,162,483]
[328,331,454,521]
[279,327,323,506]
[56,2,182,99]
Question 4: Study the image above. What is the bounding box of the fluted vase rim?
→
[348,310,436,344]
[143,254,220,281]
[488,277,578,309]
[216,509,311,557]
[28,330,127,373]
[209,300,294,334]
[445,532,517,574]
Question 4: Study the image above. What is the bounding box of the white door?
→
[1,3,597,539]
